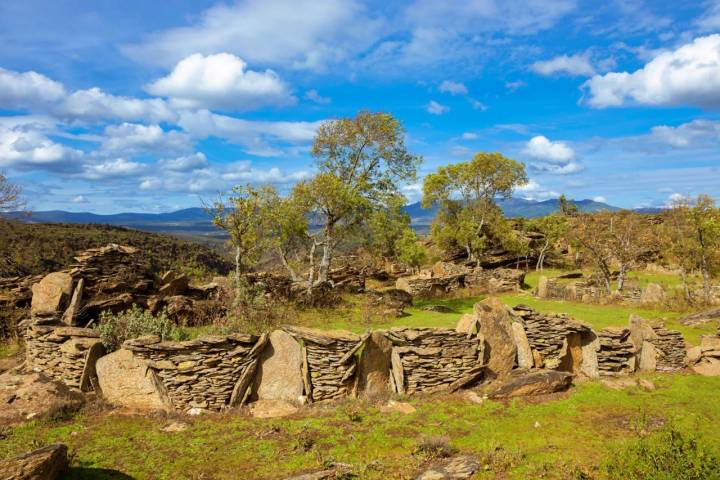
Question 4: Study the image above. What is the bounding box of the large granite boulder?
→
[251,330,304,403]
[0,372,84,426]
[356,331,393,401]
[0,444,68,480]
[30,272,73,318]
[640,283,666,304]
[474,297,517,379]
[489,369,573,398]
[95,349,168,410]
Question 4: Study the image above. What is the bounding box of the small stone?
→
[379,400,416,415]
[162,421,190,432]
[638,379,655,391]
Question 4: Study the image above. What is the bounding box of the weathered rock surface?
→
[0,372,84,426]
[0,444,68,480]
[365,289,413,317]
[687,332,720,376]
[597,328,635,375]
[679,307,720,327]
[640,283,666,304]
[511,322,534,369]
[252,330,304,402]
[474,298,517,378]
[395,263,523,298]
[95,348,168,410]
[416,455,480,480]
[488,369,573,398]
[248,399,299,418]
[356,331,393,401]
[30,272,73,319]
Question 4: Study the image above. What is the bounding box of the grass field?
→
[1,373,719,479]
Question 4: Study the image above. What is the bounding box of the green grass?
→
[0,340,20,359]
[1,374,719,479]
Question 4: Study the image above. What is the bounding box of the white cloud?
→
[461,132,479,140]
[427,100,449,115]
[0,67,66,109]
[523,135,583,175]
[304,89,331,104]
[80,158,147,180]
[158,153,209,172]
[505,80,526,92]
[439,80,468,95]
[515,179,560,200]
[101,123,191,154]
[592,195,607,203]
[145,53,295,111]
[57,88,176,123]
[583,35,720,109]
[0,125,84,170]
[177,110,322,156]
[124,0,382,70]
[469,98,488,111]
[531,53,595,76]
[72,195,88,204]
[650,119,720,148]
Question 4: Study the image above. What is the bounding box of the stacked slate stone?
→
[650,326,686,371]
[512,305,592,368]
[464,268,525,293]
[597,328,635,375]
[283,326,364,402]
[25,325,104,390]
[384,328,484,395]
[68,244,152,297]
[124,333,266,411]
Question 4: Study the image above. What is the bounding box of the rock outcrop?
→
[95,348,168,410]
[489,369,573,399]
[473,298,518,379]
[0,372,84,427]
[395,262,523,298]
[687,331,720,376]
[0,444,68,480]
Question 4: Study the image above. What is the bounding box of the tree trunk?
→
[306,241,317,295]
[680,267,691,302]
[317,224,335,284]
[616,265,627,292]
[278,247,299,282]
[234,245,242,293]
[536,240,549,271]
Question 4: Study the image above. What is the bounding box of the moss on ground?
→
[1,374,718,479]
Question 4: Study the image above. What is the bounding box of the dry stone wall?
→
[124,333,266,411]
[384,328,484,395]
[283,326,364,402]
[25,325,104,391]
[597,328,636,376]
[649,327,686,372]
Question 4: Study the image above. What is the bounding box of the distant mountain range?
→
[9,198,655,238]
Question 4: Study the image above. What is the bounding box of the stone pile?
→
[123,334,266,412]
[384,328,484,395]
[364,288,413,318]
[0,275,42,309]
[687,331,720,376]
[596,328,636,375]
[650,326,686,372]
[283,326,364,402]
[395,261,523,298]
[24,325,104,391]
[511,305,595,371]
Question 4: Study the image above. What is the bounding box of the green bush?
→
[604,426,720,480]
[98,305,188,351]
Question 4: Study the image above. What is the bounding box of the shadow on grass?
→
[62,468,135,479]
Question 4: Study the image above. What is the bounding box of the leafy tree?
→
[367,194,413,264]
[208,185,275,292]
[528,213,568,271]
[395,228,427,273]
[422,152,527,261]
[0,172,24,215]
[290,111,420,287]
[557,194,578,216]
[664,194,720,302]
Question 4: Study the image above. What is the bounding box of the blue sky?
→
[1,0,719,213]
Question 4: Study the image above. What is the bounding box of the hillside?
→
[0,220,232,278]
[10,197,625,238]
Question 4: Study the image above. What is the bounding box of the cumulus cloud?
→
[650,119,720,148]
[592,195,607,203]
[697,0,720,31]
[56,88,176,123]
[158,153,209,172]
[583,35,720,109]
[101,123,192,154]
[0,68,66,109]
[72,195,88,204]
[427,100,449,115]
[79,158,147,180]
[304,89,331,104]
[0,125,84,170]
[461,132,479,140]
[469,98,488,110]
[145,53,295,111]
[523,135,583,174]
[438,80,468,95]
[515,179,560,200]
[531,53,595,76]
[124,0,382,70]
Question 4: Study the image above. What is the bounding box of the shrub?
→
[98,305,188,351]
[604,425,720,480]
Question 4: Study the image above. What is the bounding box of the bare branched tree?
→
[0,172,25,215]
